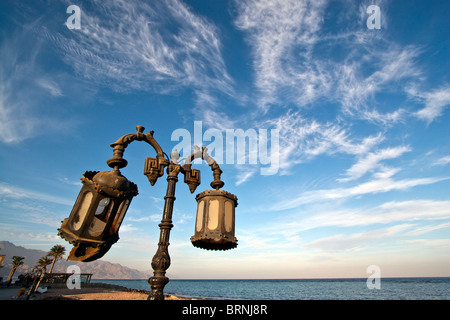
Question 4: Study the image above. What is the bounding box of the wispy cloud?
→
[404,222,450,237]
[6,202,64,228]
[234,0,328,110]
[297,200,450,251]
[199,108,238,132]
[304,224,413,252]
[252,199,450,251]
[337,45,421,124]
[409,84,450,123]
[234,166,258,186]
[58,177,82,187]
[338,146,411,182]
[233,0,422,126]
[0,22,81,144]
[41,0,233,105]
[298,200,450,230]
[228,0,428,186]
[0,32,42,144]
[2,0,236,144]
[0,182,73,206]
[271,169,449,211]
[433,155,450,166]
[238,229,301,250]
[36,78,64,97]
[0,84,34,144]
[0,223,61,244]
[262,111,384,174]
[241,197,450,252]
[126,214,163,223]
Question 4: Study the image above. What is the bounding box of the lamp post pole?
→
[148,162,179,300]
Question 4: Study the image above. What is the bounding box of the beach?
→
[1,283,196,300]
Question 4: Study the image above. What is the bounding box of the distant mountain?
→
[0,241,150,280]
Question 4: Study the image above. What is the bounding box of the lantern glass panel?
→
[88,219,106,237]
[111,199,130,233]
[88,198,114,237]
[207,199,219,230]
[196,200,204,232]
[72,191,93,231]
[94,198,111,216]
[224,201,233,232]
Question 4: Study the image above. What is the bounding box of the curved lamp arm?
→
[178,146,224,192]
[105,126,170,187]
[105,125,224,192]
[107,125,168,169]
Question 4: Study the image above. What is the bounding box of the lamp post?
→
[58,125,238,300]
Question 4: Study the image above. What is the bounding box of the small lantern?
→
[191,190,238,250]
[58,169,138,262]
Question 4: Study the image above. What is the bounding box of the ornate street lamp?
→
[58,169,138,262]
[57,125,238,300]
[191,189,238,251]
[189,151,238,251]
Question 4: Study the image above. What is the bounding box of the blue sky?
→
[1,0,449,279]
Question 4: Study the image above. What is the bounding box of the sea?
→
[91,277,450,300]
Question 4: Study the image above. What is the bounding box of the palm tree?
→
[33,256,52,292]
[6,256,25,287]
[47,245,66,274]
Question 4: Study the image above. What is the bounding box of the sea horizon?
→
[91,277,450,300]
[92,276,450,281]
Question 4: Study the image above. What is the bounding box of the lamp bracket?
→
[106,125,169,176]
[174,146,224,193]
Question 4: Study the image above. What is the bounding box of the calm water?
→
[91,278,450,300]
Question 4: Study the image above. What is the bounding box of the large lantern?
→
[58,168,138,262]
[191,189,238,250]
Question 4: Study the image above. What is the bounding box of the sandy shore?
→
[7,283,200,300]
